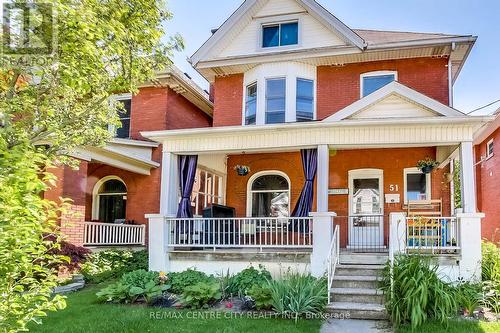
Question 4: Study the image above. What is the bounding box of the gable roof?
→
[354,29,471,46]
[323,81,465,122]
[190,0,365,66]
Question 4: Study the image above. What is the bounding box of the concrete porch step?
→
[332,275,382,289]
[336,264,385,277]
[339,253,389,265]
[330,287,384,304]
[326,301,388,320]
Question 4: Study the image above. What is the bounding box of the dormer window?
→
[361,71,397,97]
[262,21,298,48]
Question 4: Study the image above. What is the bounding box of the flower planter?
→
[421,165,434,174]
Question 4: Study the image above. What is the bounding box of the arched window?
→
[248,172,290,217]
[92,177,127,223]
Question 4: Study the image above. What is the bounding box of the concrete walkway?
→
[321,319,393,333]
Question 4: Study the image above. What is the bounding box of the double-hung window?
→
[296,78,314,121]
[404,168,431,204]
[265,78,286,124]
[113,97,132,139]
[487,139,494,159]
[262,22,298,48]
[245,83,257,125]
[361,72,397,97]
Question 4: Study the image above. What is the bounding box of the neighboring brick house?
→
[44,65,213,246]
[474,106,500,241]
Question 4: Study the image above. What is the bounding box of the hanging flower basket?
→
[234,165,250,176]
[416,157,439,174]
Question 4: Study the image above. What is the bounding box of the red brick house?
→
[44,65,213,246]
[474,106,500,241]
[49,0,494,318]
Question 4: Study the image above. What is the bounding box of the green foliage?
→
[181,282,222,309]
[453,160,462,209]
[455,282,482,315]
[381,255,457,330]
[167,269,215,294]
[268,272,327,321]
[482,241,500,283]
[247,284,273,310]
[1,0,180,329]
[96,269,168,304]
[121,269,159,289]
[227,265,272,296]
[81,249,148,283]
[416,157,439,171]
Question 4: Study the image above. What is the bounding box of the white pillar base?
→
[310,212,336,277]
[389,212,407,258]
[146,214,171,272]
[456,212,484,282]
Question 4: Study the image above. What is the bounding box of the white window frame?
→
[360,71,398,98]
[91,176,127,221]
[246,170,291,217]
[265,77,287,124]
[191,168,225,217]
[403,167,432,204]
[296,77,315,122]
[486,139,494,159]
[109,93,132,138]
[245,81,258,125]
[258,16,301,51]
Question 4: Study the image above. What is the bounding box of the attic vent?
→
[184,72,192,80]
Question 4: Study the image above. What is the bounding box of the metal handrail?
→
[327,225,340,304]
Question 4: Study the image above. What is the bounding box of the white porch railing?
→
[164,217,313,250]
[83,222,146,246]
[405,217,460,254]
[327,224,340,304]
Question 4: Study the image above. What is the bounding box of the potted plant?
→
[417,157,439,174]
[234,165,250,176]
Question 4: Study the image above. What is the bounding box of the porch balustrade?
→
[83,222,146,246]
[405,216,460,254]
[164,217,313,250]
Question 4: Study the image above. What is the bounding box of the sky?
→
[165,0,500,114]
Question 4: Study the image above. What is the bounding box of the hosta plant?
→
[181,282,221,309]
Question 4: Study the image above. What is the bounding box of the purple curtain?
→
[291,149,318,231]
[176,155,198,218]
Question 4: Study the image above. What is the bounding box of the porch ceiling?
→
[141,116,492,154]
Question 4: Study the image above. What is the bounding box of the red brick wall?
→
[44,162,88,246]
[317,57,449,119]
[476,128,500,241]
[85,147,162,226]
[226,148,451,247]
[130,87,212,140]
[213,74,244,127]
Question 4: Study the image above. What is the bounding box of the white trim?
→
[403,167,432,204]
[91,176,127,221]
[360,70,398,98]
[258,16,302,51]
[324,81,466,122]
[189,0,365,66]
[486,139,494,159]
[246,170,291,217]
[110,138,159,148]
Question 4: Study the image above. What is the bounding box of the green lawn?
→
[396,320,500,333]
[28,285,322,333]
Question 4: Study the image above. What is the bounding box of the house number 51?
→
[389,185,399,192]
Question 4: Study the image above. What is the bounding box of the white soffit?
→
[323,81,465,122]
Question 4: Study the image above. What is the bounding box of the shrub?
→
[455,282,482,315]
[227,265,272,296]
[381,255,456,329]
[482,241,500,283]
[96,269,169,304]
[181,282,221,309]
[48,238,91,272]
[268,272,327,320]
[81,249,148,283]
[168,269,215,294]
[247,284,273,310]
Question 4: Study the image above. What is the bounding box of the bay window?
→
[296,78,314,122]
[245,83,257,125]
[265,78,286,124]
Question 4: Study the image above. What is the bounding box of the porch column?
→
[310,212,335,277]
[160,151,179,215]
[459,142,476,213]
[456,212,484,282]
[389,212,407,257]
[146,214,171,272]
[316,145,329,213]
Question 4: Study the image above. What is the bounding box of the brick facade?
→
[475,128,500,241]
[226,148,451,247]
[210,57,449,126]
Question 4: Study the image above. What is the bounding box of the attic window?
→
[361,71,397,97]
[262,22,298,48]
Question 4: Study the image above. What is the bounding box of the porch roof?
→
[141,115,492,154]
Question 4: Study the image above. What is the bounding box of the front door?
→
[348,169,384,248]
